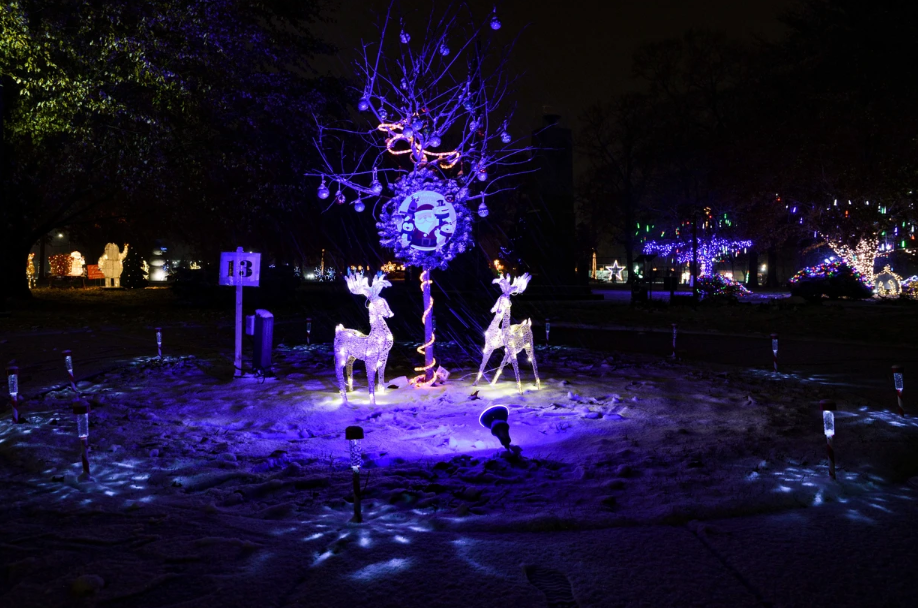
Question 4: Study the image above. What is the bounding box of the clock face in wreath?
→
[397,190,458,252]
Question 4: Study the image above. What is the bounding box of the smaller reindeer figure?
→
[335,270,394,406]
[474,273,540,394]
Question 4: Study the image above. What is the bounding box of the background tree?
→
[578,93,655,284]
[1,0,338,301]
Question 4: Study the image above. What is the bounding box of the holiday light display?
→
[824,235,879,284]
[26,252,36,287]
[49,254,71,277]
[68,251,85,277]
[474,273,539,394]
[695,274,750,299]
[892,365,904,416]
[155,328,163,360]
[788,261,873,300]
[607,261,624,282]
[820,400,836,480]
[901,276,918,300]
[98,243,129,288]
[874,265,902,298]
[642,237,752,278]
[334,271,394,406]
[308,5,531,382]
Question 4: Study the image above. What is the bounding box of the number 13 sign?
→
[219,248,261,287]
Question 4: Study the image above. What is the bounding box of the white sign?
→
[219,251,261,286]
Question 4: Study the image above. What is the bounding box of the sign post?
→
[219,247,261,377]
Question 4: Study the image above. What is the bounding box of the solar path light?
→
[346,425,364,523]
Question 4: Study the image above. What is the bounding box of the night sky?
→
[318,0,795,139]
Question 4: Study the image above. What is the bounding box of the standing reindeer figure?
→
[335,271,394,406]
[474,273,540,394]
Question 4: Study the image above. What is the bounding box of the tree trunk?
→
[0,239,34,301]
[691,215,699,301]
[766,246,779,288]
[746,250,759,288]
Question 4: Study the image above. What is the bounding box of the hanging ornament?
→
[400,78,408,89]
[403,125,414,138]
[317,178,330,199]
[354,199,366,213]
[428,134,441,148]
[501,130,511,144]
[477,168,488,181]
[400,29,410,43]
[469,117,479,131]
[357,97,370,112]
[490,7,501,30]
[336,190,346,205]
[370,168,383,195]
[439,43,450,56]
[463,98,474,112]
[379,107,388,120]
[478,202,489,217]
[412,118,424,131]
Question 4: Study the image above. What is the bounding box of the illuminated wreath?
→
[377,169,473,269]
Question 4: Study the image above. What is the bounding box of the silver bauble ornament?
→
[400,30,410,43]
[357,98,370,112]
[477,202,489,217]
[371,179,383,195]
[317,181,330,199]
[428,135,441,148]
[501,131,511,144]
[354,200,366,213]
[440,43,450,56]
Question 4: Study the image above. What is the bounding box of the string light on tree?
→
[307,5,532,384]
[642,236,753,278]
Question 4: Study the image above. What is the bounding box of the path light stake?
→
[73,401,91,480]
[7,366,21,424]
[345,426,364,523]
[155,328,163,361]
[306,318,312,345]
[545,319,550,344]
[771,334,779,373]
[62,350,77,392]
[821,400,836,480]
[672,324,678,359]
[892,365,904,416]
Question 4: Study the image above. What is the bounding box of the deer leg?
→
[346,357,356,392]
[376,354,389,393]
[509,348,523,394]
[491,350,511,386]
[335,352,348,405]
[367,358,377,407]
[525,340,540,390]
[475,346,495,386]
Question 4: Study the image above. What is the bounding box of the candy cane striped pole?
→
[155,328,163,361]
[62,350,77,392]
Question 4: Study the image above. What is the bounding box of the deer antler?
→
[493,273,531,296]
[368,272,392,299]
[344,269,371,297]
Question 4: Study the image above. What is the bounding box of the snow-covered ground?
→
[2,342,918,607]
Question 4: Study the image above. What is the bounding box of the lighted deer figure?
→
[474,273,540,394]
[335,270,394,406]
